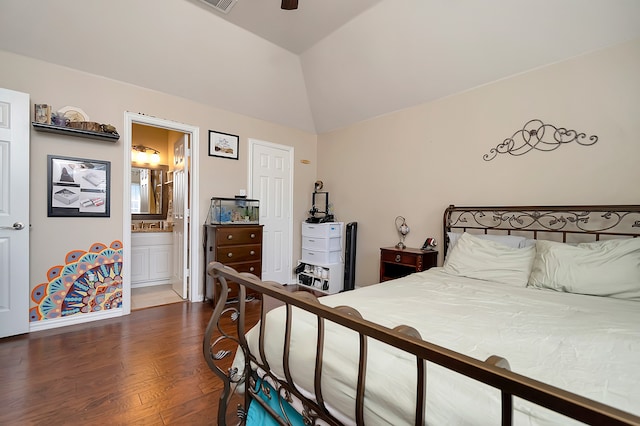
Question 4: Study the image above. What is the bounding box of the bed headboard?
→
[443,205,640,255]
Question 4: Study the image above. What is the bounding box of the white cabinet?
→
[297,222,344,294]
[131,232,173,287]
[296,262,344,294]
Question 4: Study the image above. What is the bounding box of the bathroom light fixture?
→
[132,145,161,164]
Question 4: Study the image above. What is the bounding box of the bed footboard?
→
[203,261,640,426]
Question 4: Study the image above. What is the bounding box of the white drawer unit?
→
[301,222,343,264]
[300,221,344,293]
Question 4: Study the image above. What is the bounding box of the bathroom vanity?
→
[131,231,173,287]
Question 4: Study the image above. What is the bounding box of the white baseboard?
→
[29,308,125,333]
[131,280,172,288]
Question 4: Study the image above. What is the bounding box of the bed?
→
[203,205,640,425]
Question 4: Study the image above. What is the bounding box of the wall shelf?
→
[32,122,120,142]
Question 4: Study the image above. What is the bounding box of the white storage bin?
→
[302,248,342,264]
[302,236,342,252]
[302,222,343,238]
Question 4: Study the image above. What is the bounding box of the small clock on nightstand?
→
[379,246,438,282]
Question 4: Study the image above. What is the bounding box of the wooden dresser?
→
[203,224,263,304]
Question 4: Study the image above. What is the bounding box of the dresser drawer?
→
[302,248,342,264]
[380,249,419,266]
[302,222,342,238]
[217,244,262,263]
[302,236,342,251]
[215,226,262,246]
[227,260,261,276]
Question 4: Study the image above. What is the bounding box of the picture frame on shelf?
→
[47,155,111,217]
[208,130,239,160]
[34,104,51,124]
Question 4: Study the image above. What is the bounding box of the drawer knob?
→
[250,233,256,238]
[227,235,233,240]
[250,250,256,255]
[249,266,255,272]
[227,253,233,258]
[395,254,402,262]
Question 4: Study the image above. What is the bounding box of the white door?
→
[172,135,189,298]
[250,140,293,284]
[0,88,30,338]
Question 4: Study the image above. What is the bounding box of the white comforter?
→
[234,268,640,425]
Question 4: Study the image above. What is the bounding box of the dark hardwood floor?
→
[0,300,260,425]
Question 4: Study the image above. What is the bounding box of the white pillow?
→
[446,232,528,256]
[528,238,640,301]
[443,232,536,287]
[520,238,537,248]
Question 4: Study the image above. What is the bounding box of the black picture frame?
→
[47,155,111,217]
[208,130,239,160]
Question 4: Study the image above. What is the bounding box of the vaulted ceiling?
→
[1,0,639,134]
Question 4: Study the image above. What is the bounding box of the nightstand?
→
[379,247,438,282]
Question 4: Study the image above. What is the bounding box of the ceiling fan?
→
[281,0,298,10]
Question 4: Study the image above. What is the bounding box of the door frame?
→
[248,138,294,283]
[122,112,200,314]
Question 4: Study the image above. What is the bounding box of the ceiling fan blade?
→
[281,0,298,10]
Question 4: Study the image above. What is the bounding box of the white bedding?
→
[233,268,640,425]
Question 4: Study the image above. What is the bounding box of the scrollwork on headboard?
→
[483,119,598,161]
[443,205,640,255]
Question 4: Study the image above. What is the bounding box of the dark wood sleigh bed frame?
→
[203,205,640,426]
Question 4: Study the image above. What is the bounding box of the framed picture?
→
[208,130,239,160]
[47,155,111,217]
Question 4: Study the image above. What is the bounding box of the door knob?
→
[1,222,25,230]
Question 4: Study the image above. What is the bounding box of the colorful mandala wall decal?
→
[30,241,123,322]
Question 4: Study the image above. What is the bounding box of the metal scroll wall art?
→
[483,119,598,161]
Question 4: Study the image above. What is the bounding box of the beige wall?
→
[318,38,640,286]
[2,36,639,313]
[0,50,317,310]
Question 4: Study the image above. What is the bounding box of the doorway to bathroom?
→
[123,113,200,313]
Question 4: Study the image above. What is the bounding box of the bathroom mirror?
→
[131,164,169,220]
